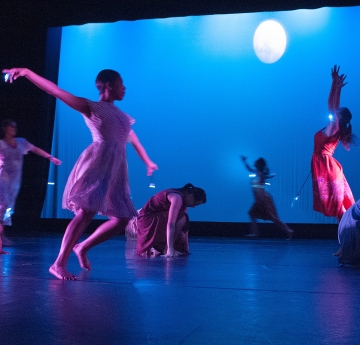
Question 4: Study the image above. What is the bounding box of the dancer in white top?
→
[0,119,61,251]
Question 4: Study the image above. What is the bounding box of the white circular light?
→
[253,20,287,64]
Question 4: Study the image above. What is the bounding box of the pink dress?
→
[136,189,189,255]
[62,101,137,219]
[0,138,34,225]
[311,129,354,217]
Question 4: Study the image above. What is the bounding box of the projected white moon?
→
[253,20,287,64]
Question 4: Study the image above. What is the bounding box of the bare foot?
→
[49,264,77,280]
[333,248,342,257]
[150,248,161,256]
[245,233,259,238]
[286,230,294,241]
[73,244,92,270]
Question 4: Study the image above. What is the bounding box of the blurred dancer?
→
[241,156,294,239]
[0,119,61,247]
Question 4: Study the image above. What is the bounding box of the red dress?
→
[136,189,189,255]
[311,129,355,217]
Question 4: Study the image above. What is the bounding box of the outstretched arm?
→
[264,173,276,179]
[2,68,91,116]
[30,146,62,165]
[240,156,256,173]
[128,131,158,176]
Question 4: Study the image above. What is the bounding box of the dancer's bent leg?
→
[271,217,294,240]
[73,217,129,270]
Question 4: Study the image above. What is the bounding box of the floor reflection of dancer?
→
[3,68,157,279]
[0,119,61,249]
[240,156,294,239]
[311,65,355,226]
[135,183,206,257]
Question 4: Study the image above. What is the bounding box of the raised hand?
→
[331,64,340,80]
[240,155,247,162]
[337,73,347,89]
[331,65,347,88]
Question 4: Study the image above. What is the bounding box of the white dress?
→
[62,100,138,219]
[0,138,34,225]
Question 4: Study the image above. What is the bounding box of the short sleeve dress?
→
[311,129,354,217]
[136,189,190,255]
[62,100,137,219]
[0,138,34,225]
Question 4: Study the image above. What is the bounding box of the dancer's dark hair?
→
[178,183,206,203]
[337,107,355,148]
[254,158,269,175]
[0,119,17,138]
[95,69,121,93]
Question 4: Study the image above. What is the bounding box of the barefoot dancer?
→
[241,156,294,239]
[0,119,61,247]
[311,65,355,224]
[74,184,206,263]
[138,183,206,257]
[3,68,157,279]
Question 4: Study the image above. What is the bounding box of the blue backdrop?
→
[42,6,360,223]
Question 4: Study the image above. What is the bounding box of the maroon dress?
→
[136,189,189,255]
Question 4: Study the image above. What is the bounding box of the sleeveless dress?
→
[337,200,360,266]
[311,129,354,217]
[136,189,189,255]
[62,100,137,219]
[0,138,34,225]
[249,180,278,221]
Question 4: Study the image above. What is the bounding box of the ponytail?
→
[338,107,354,148]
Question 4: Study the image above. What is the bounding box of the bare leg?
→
[246,218,260,237]
[49,209,95,280]
[73,217,129,270]
[333,247,342,256]
[334,208,346,254]
[0,223,13,246]
[271,217,294,240]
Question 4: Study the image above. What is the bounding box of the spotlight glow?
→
[253,20,287,64]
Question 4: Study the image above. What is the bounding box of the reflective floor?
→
[1,233,359,345]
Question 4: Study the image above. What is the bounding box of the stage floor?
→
[1,234,359,345]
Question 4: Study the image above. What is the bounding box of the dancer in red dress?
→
[311,65,355,223]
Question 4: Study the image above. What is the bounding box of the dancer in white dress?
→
[3,68,158,278]
[0,119,61,252]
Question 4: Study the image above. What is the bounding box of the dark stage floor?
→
[1,232,359,345]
